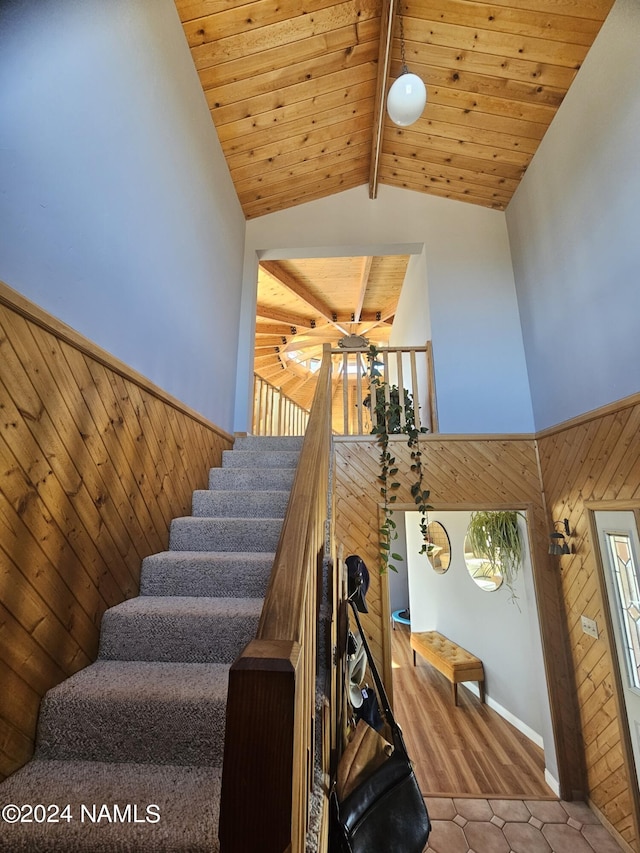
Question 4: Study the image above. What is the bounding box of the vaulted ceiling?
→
[175,0,615,219]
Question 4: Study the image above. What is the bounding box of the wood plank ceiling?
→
[254,254,408,409]
[175,0,615,219]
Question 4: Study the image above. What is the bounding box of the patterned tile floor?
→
[424,796,626,853]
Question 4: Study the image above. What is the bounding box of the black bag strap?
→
[347,599,408,754]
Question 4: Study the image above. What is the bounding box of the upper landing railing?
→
[252,342,438,438]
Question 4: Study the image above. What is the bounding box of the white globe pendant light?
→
[387,71,427,127]
[386,8,427,127]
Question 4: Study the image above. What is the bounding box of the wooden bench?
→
[410,631,485,706]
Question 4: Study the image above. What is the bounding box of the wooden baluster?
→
[356,352,363,434]
[342,353,349,435]
[410,349,422,432]
[396,349,406,430]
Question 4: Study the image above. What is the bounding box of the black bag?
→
[331,601,431,853]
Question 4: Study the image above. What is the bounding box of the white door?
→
[596,510,640,788]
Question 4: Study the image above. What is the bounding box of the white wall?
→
[405,509,557,781]
[506,0,640,431]
[240,186,535,435]
[0,0,246,431]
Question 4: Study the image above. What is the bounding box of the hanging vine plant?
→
[466,510,524,603]
[365,345,431,573]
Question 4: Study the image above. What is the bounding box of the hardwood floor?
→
[390,625,556,799]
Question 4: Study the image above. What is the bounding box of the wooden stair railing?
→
[329,342,438,435]
[253,372,311,436]
[219,344,333,853]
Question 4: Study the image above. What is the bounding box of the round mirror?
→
[425,521,451,574]
[463,535,504,591]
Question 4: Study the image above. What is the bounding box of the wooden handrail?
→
[219,344,333,853]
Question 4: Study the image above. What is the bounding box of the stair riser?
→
[208,467,295,491]
[99,612,260,663]
[36,697,226,766]
[192,490,289,518]
[169,518,282,552]
[233,436,304,452]
[140,553,273,598]
[222,450,299,469]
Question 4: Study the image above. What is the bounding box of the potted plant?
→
[465,510,524,602]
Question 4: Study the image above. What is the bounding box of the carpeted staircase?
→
[0,435,302,852]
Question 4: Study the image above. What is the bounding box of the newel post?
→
[219,638,302,853]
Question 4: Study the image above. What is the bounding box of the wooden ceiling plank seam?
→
[385,140,526,180]
[400,39,578,88]
[215,79,377,142]
[221,96,376,156]
[229,131,371,182]
[401,18,590,69]
[389,119,540,157]
[407,62,567,107]
[241,164,369,209]
[176,0,256,25]
[420,82,558,123]
[405,0,606,46]
[190,0,381,70]
[421,101,549,140]
[243,171,367,218]
[198,24,377,91]
[232,142,371,196]
[380,152,520,192]
[385,127,532,167]
[211,61,378,126]
[224,119,372,171]
[183,0,347,48]
[439,0,614,22]
[379,170,518,202]
[380,175,507,209]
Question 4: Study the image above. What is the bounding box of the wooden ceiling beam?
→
[354,256,373,323]
[369,0,397,199]
[255,322,299,336]
[261,261,350,336]
[256,303,313,328]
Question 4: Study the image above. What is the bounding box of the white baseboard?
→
[544,770,560,796]
[464,682,544,748]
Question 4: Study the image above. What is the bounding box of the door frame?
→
[586,500,640,844]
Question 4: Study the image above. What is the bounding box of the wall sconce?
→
[549,518,571,555]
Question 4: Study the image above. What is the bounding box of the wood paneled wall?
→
[333,434,584,804]
[538,395,640,851]
[0,282,233,781]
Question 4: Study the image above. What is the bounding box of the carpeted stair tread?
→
[99,596,262,662]
[233,435,304,451]
[169,516,283,552]
[222,449,299,468]
[139,551,274,598]
[0,434,302,851]
[208,466,295,491]
[36,661,229,766]
[192,488,290,518]
[0,760,221,852]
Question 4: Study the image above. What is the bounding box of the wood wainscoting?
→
[0,281,233,781]
[333,433,584,804]
[537,394,640,851]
